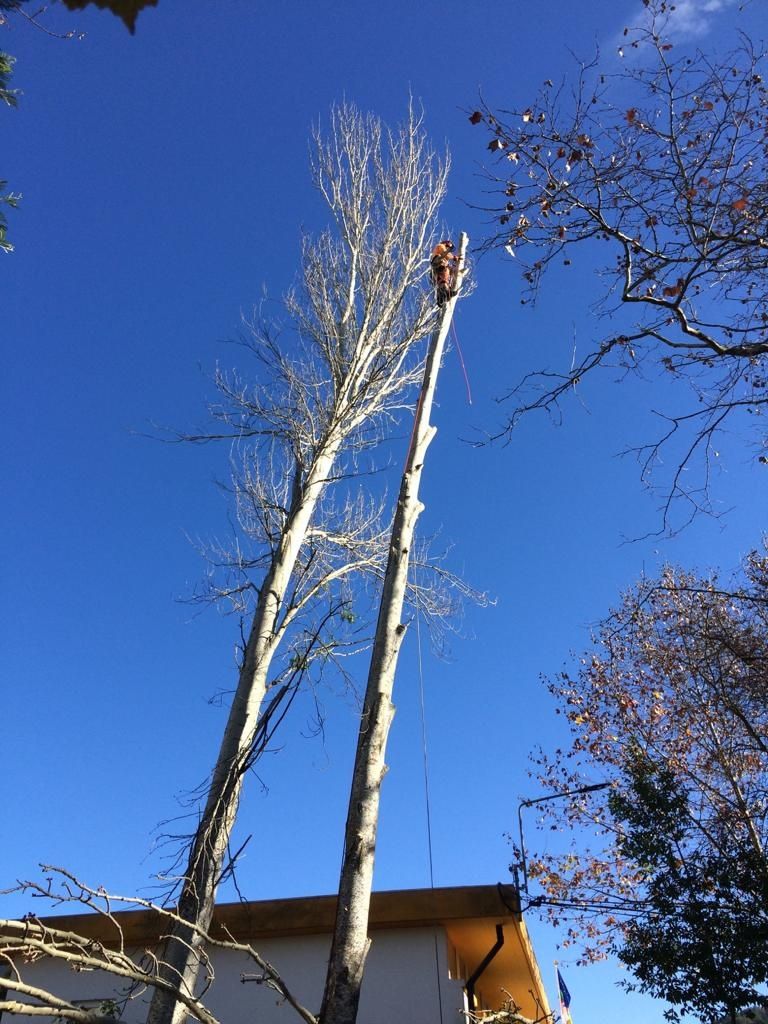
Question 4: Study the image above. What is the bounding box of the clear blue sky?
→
[2,2,765,1023]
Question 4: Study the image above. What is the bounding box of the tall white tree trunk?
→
[320,234,469,1024]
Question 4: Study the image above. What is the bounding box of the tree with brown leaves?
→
[520,547,768,1023]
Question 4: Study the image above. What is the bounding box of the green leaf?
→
[0,51,19,107]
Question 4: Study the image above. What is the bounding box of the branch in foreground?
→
[0,867,317,1024]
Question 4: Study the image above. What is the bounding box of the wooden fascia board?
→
[11,886,520,947]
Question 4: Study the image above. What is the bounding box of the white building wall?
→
[7,926,467,1024]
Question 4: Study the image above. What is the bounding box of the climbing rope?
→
[414,575,445,1024]
[415,594,436,888]
[451,319,472,406]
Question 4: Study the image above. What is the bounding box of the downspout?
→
[465,924,505,1012]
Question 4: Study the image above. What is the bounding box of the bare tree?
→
[0,102,462,1024]
[141,101,449,1024]
[0,226,480,1024]
[469,0,768,529]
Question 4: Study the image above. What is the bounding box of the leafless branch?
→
[470,5,768,529]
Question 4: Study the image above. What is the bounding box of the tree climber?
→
[430,239,458,307]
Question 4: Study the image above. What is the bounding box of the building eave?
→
[27,885,519,945]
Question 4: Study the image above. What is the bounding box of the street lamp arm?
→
[515,783,611,894]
